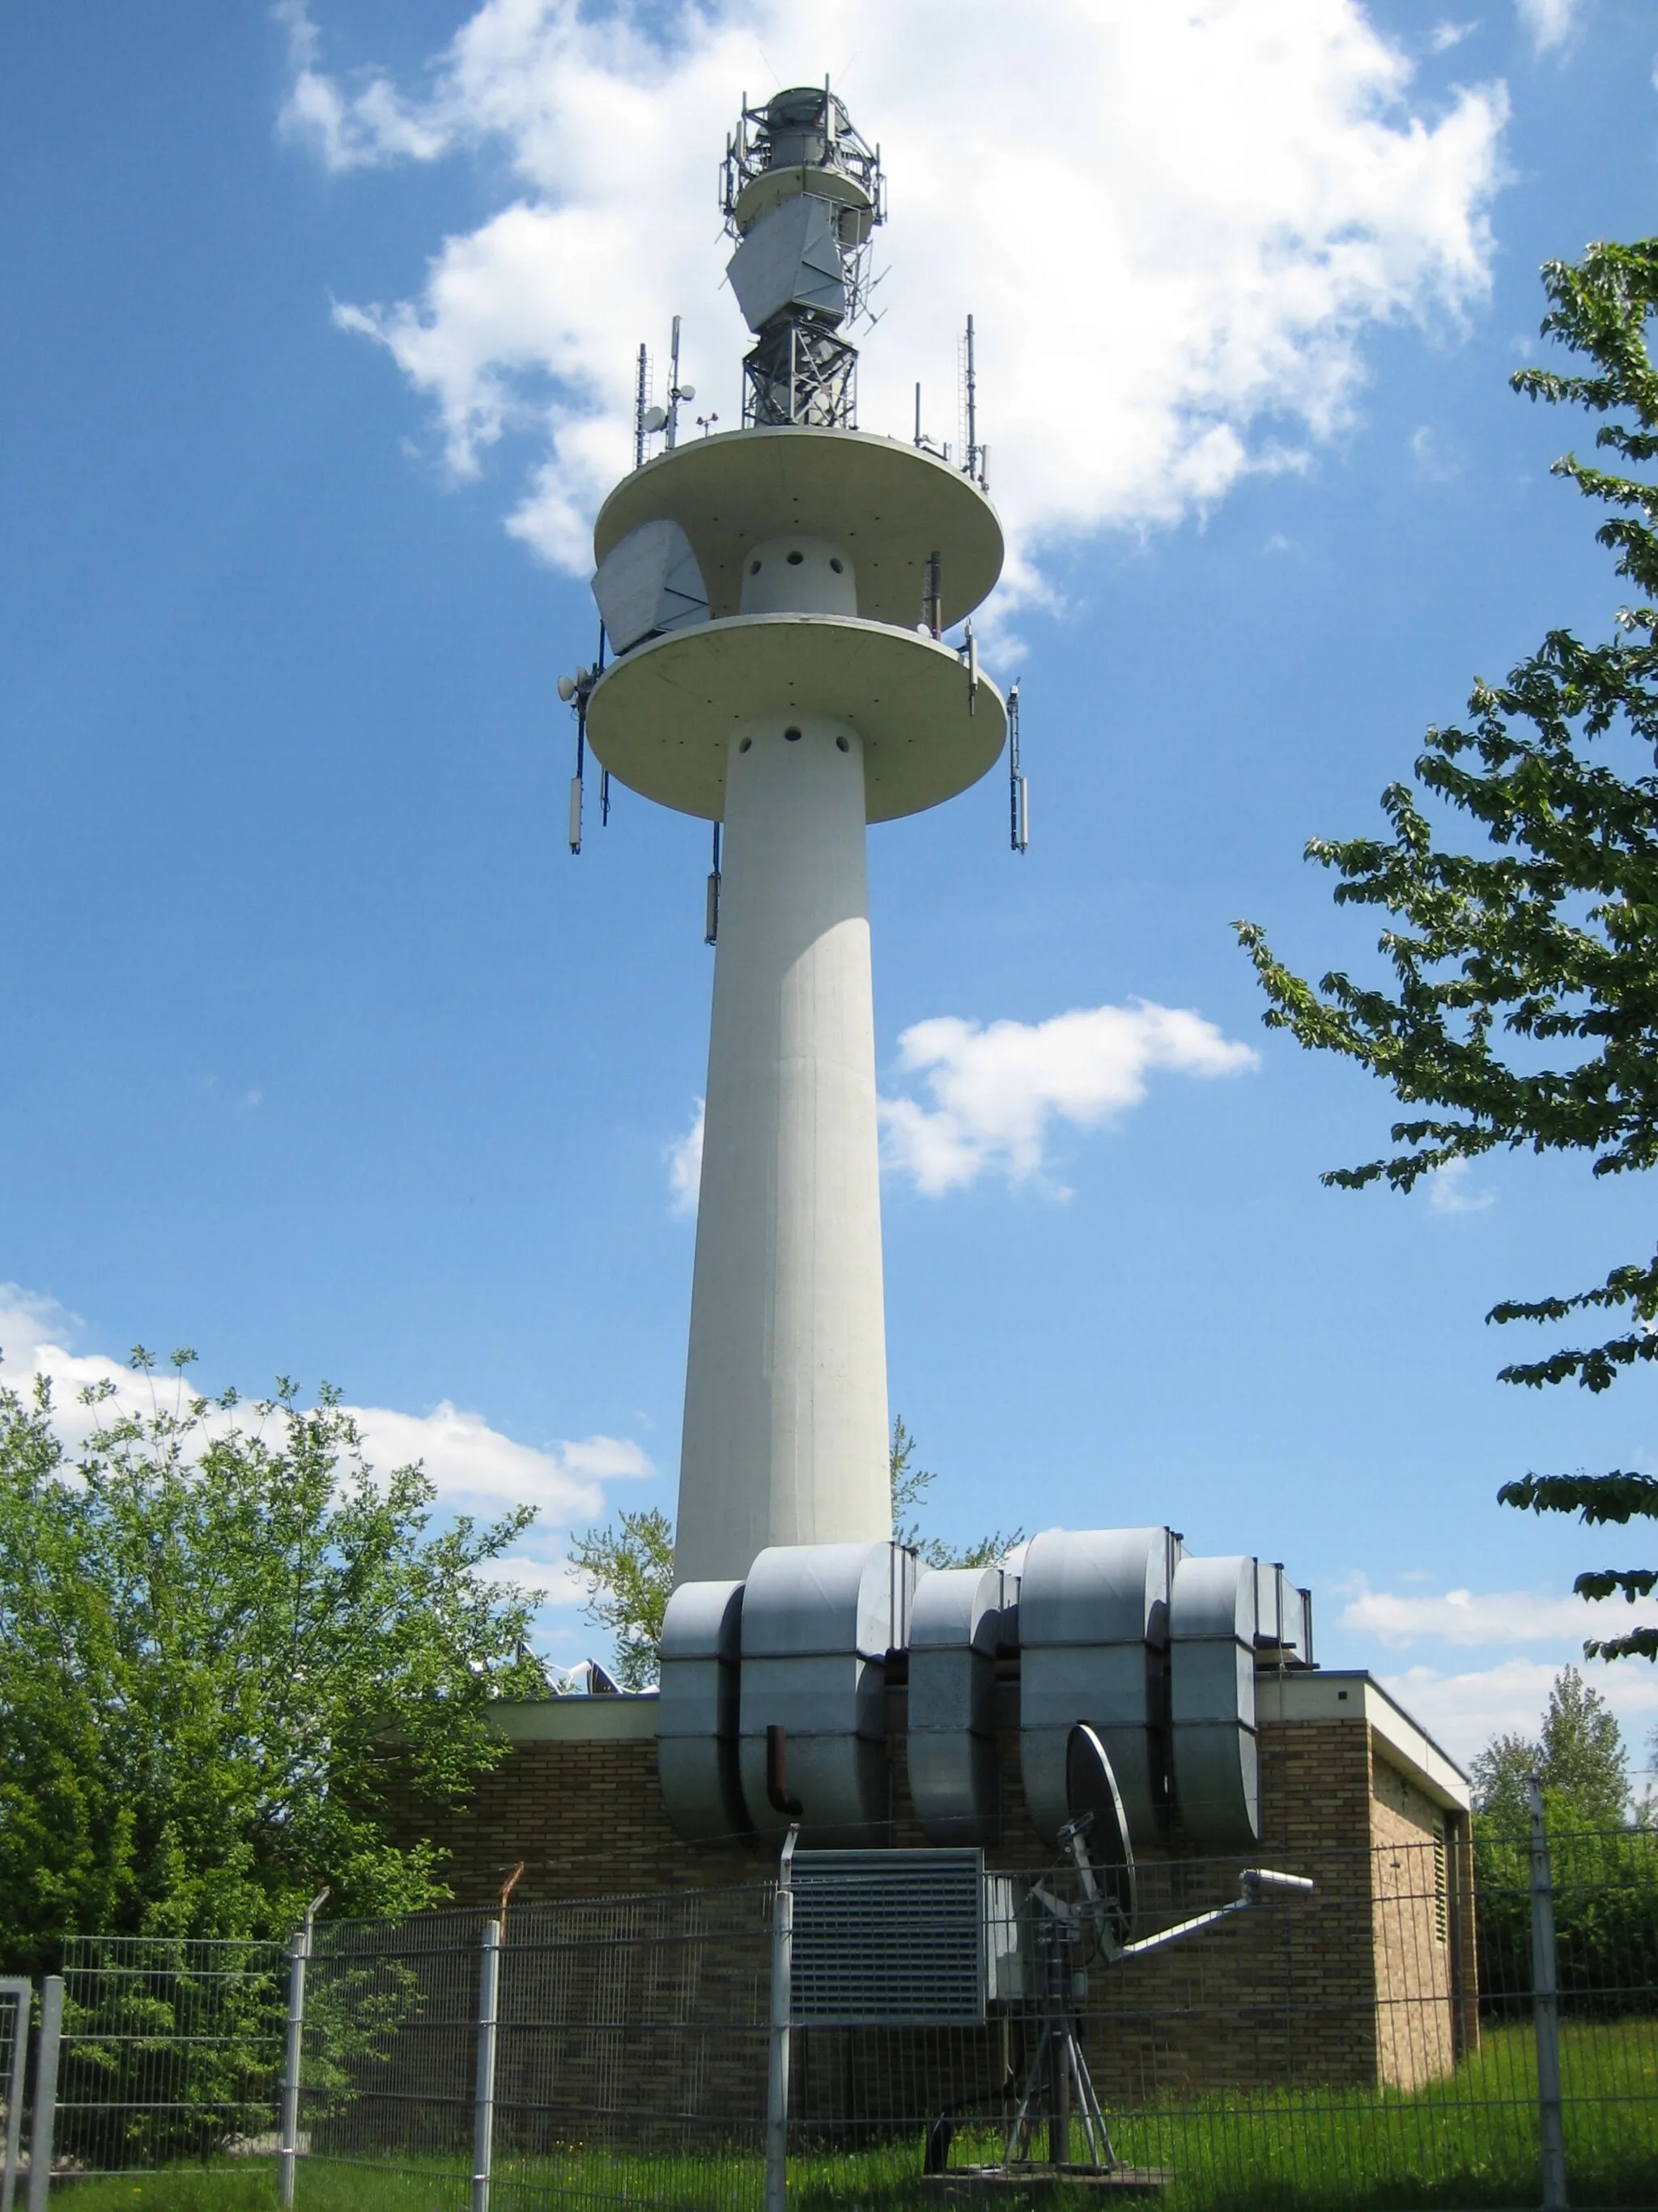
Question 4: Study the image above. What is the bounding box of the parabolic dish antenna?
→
[1061,1723,1136,1950]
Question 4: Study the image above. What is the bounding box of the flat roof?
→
[490,1691,660,1744]
[489,1667,1473,1813]
[1256,1669,1470,1813]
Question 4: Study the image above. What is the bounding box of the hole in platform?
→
[749,559,762,574]
[836,736,849,752]
[830,557,844,573]
[787,551,805,565]
[738,738,752,752]
[784,726,802,742]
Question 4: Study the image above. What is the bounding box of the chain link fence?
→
[20,1813,1658,2209]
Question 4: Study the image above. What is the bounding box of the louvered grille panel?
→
[789,1849,986,2025]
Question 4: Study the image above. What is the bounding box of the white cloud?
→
[667,1098,705,1217]
[0,1283,650,1523]
[1341,1578,1602,1648]
[880,1001,1258,1197]
[1430,20,1478,51]
[1514,0,1582,54]
[342,1401,650,1519]
[283,1,1507,587]
[1380,1658,1658,1767]
[1426,1157,1494,1212]
[486,1547,589,1608]
[1409,423,1462,483]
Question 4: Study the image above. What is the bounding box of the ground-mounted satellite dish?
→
[1060,1723,1135,1952]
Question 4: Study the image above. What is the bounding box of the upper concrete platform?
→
[593,428,1003,633]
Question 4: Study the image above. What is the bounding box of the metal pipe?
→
[24,1980,61,2212]
[472,1921,502,2212]
[0,1980,29,2212]
[278,1887,329,2210]
[1529,1776,1569,2210]
[764,1826,798,2212]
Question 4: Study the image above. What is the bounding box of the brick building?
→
[401,1666,1472,2096]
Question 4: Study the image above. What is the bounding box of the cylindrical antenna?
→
[569,686,587,855]
[914,382,922,449]
[924,550,942,639]
[963,314,984,489]
[633,342,648,470]
[1008,681,1028,853]
[596,622,610,827]
[704,820,722,946]
[667,315,682,450]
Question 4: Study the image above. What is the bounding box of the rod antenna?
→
[559,623,607,853]
[665,315,695,450]
[705,821,722,946]
[962,314,987,491]
[1008,681,1028,853]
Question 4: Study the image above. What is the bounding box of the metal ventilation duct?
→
[656,1577,748,1844]
[907,1563,1013,1846]
[1254,1560,1315,1668]
[1018,1526,1179,1844]
[738,1540,915,1847]
[1170,1552,1261,1849]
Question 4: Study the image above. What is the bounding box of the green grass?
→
[38,2018,1658,2212]
[35,2172,278,2210]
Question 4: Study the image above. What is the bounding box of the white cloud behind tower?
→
[279,0,1507,588]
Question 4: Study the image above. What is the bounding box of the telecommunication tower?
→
[580,85,1006,1585]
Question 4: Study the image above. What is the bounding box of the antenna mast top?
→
[721,83,886,432]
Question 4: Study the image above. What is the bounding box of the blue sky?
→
[4,0,1658,1767]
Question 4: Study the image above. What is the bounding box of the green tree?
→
[571,1417,1026,1685]
[566,1506,675,1691]
[889,1414,1027,1569]
[1470,1665,1630,1831]
[1236,237,1658,1660]
[0,1354,544,1976]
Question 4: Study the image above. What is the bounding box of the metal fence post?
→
[472,1920,502,2212]
[765,1827,799,2212]
[1528,1777,1568,2211]
[278,1888,328,2211]
[24,1978,62,2212]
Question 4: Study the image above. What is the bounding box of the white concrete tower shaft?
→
[676,542,889,1580]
